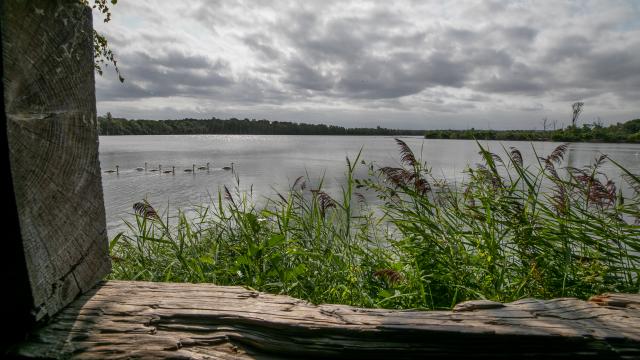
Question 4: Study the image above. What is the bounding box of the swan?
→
[184,164,195,173]
[197,162,210,170]
[105,165,119,174]
[136,162,147,171]
[222,162,234,171]
[163,166,175,174]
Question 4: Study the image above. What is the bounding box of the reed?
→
[109,140,640,309]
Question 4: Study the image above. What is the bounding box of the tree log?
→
[14,281,640,359]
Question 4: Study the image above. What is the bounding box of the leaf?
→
[109,232,123,252]
[268,234,286,247]
[198,256,214,265]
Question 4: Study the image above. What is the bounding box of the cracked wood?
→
[15,281,640,359]
[2,0,110,322]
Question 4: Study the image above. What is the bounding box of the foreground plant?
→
[110,140,640,309]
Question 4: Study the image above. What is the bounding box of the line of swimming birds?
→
[104,162,234,175]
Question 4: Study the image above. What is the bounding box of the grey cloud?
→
[280,8,419,64]
[425,102,477,113]
[338,61,427,99]
[188,0,234,29]
[243,34,283,61]
[482,0,507,13]
[97,51,233,101]
[135,51,214,70]
[580,48,640,83]
[478,77,546,95]
[462,93,492,102]
[554,89,604,102]
[139,32,181,45]
[543,35,592,63]
[444,25,537,48]
[423,53,470,87]
[101,31,129,49]
[283,59,335,91]
[336,52,469,99]
[500,26,538,44]
[226,77,290,105]
[272,9,471,99]
[96,1,640,129]
[557,44,640,102]
[96,78,153,101]
[520,103,545,111]
[468,48,514,68]
[287,17,366,62]
[446,28,478,43]
[476,62,549,95]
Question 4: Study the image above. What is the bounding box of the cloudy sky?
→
[95,0,640,129]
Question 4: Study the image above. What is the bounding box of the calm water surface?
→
[99,135,640,237]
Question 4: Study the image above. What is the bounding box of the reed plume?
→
[224,185,236,206]
[509,147,523,167]
[395,138,417,167]
[316,191,336,217]
[292,176,305,190]
[133,201,159,220]
[548,143,568,164]
[373,269,404,285]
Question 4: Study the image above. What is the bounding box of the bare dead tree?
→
[571,102,584,128]
[542,117,548,132]
[594,116,603,128]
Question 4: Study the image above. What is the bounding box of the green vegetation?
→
[109,140,640,309]
[99,114,640,142]
[81,0,124,82]
[425,118,640,143]
[98,113,424,136]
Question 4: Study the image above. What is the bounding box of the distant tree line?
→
[98,111,640,142]
[424,118,640,143]
[98,114,426,136]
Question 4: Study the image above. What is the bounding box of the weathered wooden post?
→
[1,0,111,338]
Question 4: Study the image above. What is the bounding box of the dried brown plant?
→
[373,269,405,285]
[133,202,159,220]
[509,147,523,167]
[395,138,418,167]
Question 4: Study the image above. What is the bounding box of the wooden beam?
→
[2,0,110,324]
[14,281,640,359]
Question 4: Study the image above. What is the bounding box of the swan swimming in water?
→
[184,164,195,173]
[163,166,175,174]
[105,165,119,174]
[222,162,234,171]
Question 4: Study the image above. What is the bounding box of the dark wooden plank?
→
[2,0,110,323]
[14,281,640,359]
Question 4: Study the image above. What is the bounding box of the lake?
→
[99,135,640,237]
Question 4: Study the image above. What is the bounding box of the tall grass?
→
[109,141,640,309]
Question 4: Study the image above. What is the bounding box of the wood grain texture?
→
[15,281,640,359]
[2,0,110,322]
